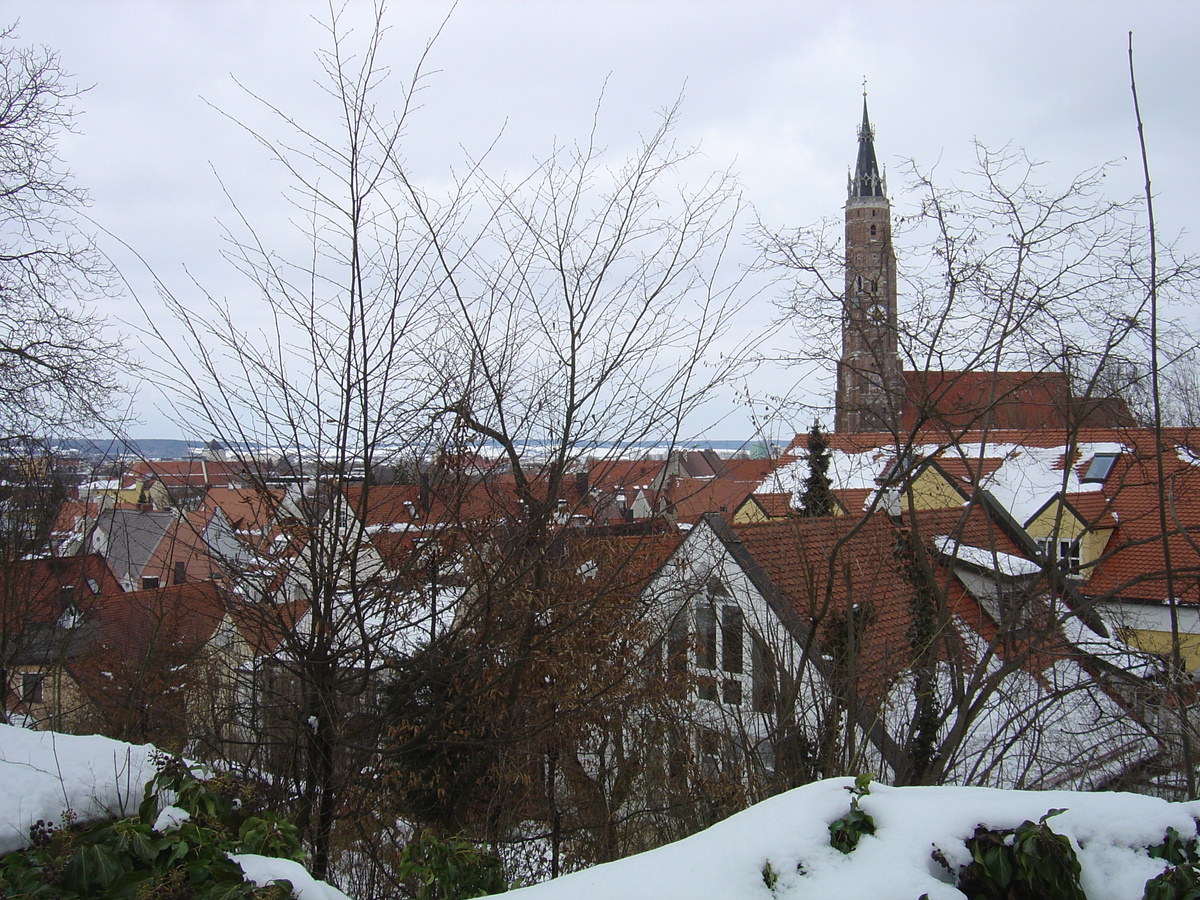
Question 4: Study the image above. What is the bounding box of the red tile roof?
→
[586,458,666,493]
[203,487,283,533]
[89,580,228,659]
[668,477,758,525]
[729,505,1042,702]
[742,492,795,518]
[124,459,245,490]
[902,370,1076,432]
[1,553,121,624]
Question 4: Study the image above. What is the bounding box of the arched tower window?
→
[870,224,877,236]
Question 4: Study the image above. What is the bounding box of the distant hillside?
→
[49,437,764,462]
[52,438,198,460]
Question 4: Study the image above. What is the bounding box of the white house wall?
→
[640,519,853,773]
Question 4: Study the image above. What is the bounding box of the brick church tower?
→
[835,96,903,433]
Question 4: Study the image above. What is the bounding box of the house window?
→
[698,729,723,781]
[667,725,689,787]
[174,561,187,585]
[696,603,717,670]
[751,632,777,714]
[881,453,915,485]
[722,678,742,705]
[21,672,44,704]
[722,606,743,674]
[666,612,688,699]
[995,581,1033,633]
[1082,453,1119,483]
[141,576,160,590]
[1036,537,1082,576]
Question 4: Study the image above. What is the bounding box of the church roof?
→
[849,96,886,199]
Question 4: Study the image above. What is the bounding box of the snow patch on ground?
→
[232,854,354,900]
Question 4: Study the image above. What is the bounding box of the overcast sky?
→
[9,1,1200,442]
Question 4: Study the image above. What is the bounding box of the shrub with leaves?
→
[1143,825,1200,900]
[0,754,304,899]
[396,831,510,900]
[933,809,1085,900]
[828,775,876,855]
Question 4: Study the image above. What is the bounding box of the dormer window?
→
[881,452,915,485]
[1082,453,1119,483]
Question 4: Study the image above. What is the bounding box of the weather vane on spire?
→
[862,75,868,98]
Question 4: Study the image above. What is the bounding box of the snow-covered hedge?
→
[0,725,159,854]
[496,777,1200,900]
[0,724,350,899]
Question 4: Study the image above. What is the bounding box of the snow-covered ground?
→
[497,778,1200,900]
[6,723,1200,900]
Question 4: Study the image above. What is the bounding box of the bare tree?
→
[137,3,749,892]
[749,136,1199,795]
[0,26,123,434]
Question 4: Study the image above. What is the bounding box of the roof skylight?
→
[1082,452,1119,483]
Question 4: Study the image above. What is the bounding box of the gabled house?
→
[69,580,235,750]
[762,426,1200,672]
[81,504,239,592]
[122,458,247,510]
[2,553,121,729]
[636,504,1158,794]
[731,492,794,524]
[1023,491,1118,581]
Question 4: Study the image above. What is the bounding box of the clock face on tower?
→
[867,301,887,324]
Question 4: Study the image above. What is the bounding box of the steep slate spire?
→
[849,95,886,199]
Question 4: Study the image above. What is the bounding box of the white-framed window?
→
[689,578,749,706]
[1036,537,1082,576]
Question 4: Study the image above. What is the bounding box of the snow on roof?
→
[760,441,1130,526]
[974,442,1125,524]
[1178,446,1200,468]
[1058,613,1164,680]
[933,535,1041,577]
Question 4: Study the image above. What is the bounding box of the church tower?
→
[835,95,903,433]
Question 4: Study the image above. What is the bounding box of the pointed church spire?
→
[849,87,886,199]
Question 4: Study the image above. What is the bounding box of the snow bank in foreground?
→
[0,724,159,854]
[498,778,1200,900]
[0,724,351,899]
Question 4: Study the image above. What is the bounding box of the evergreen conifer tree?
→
[800,421,833,517]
